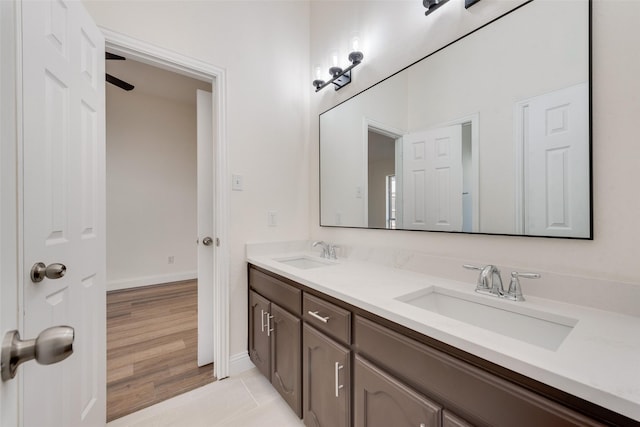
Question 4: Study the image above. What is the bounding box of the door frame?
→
[101,29,230,380]
[0,0,21,424]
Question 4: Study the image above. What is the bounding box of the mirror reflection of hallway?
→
[367,130,397,229]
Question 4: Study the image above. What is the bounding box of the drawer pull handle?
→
[308,310,330,323]
[335,362,344,397]
[267,314,274,337]
[260,309,266,332]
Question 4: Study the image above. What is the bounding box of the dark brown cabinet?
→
[302,323,350,427]
[248,265,628,427]
[248,289,301,416]
[442,411,473,427]
[354,355,441,427]
[248,290,270,379]
[270,303,301,415]
[354,315,604,427]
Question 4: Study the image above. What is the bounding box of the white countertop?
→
[247,248,640,422]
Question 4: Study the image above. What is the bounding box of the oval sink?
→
[395,286,578,351]
[275,256,335,270]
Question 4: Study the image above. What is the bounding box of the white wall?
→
[311,0,640,291]
[106,84,198,290]
[85,0,310,356]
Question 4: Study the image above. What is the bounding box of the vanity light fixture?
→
[313,41,363,92]
[423,0,450,16]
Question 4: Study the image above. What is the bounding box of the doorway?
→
[367,129,398,229]
[103,30,230,383]
[104,54,215,420]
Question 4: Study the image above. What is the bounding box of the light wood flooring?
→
[107,280,215,422]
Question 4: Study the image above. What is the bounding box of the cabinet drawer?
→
[303,292,351,344]
[354,315,603,427]
[249,268,301,315]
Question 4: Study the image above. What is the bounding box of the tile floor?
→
[107,368,305,427]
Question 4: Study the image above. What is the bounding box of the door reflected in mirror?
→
[320,0,591,238]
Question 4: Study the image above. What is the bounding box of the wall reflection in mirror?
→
[320,0,591,238]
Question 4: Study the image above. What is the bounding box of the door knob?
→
[30,262,66,283]
[202,237,213,246]
[1,326,74,381]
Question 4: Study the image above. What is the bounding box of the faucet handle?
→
[327,244,339,260]
[506,271,540,301]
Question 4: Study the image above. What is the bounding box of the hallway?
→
[107,281,215,421]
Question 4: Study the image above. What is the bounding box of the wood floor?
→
[107,280,216,422]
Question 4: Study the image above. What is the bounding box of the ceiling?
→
[105,53,212,105]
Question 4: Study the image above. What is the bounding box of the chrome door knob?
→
[202,237,214,246]
[1,326,74,381]
[30,262,66,283]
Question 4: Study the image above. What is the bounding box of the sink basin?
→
[396,287,577,351]
[275,256,335,270]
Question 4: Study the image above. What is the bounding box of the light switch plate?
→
[232,174,243,191]
[267,210,277,227]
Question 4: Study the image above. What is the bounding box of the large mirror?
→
[320,0,591,238]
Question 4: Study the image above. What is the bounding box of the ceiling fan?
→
[105,52,134,91]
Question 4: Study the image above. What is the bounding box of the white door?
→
[196,89,214,366]
[402,125,463,231]
[524,83,589,237]
[22,0,106,426]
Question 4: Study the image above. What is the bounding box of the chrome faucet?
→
[464,264,540,301]
[312,241,338,259]
[465,264,504,296]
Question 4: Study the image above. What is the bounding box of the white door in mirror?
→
[524,83,589,237]
[402,124,463,231]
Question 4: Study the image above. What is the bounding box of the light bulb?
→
[351,36,360,52]
[314,66,322,80]
[332,52,339,67]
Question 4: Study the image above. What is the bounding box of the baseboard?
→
[229,351,254,376]
[107,271,197,292]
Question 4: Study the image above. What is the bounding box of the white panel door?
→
[402,125,463,231]
[402,134,428,230]
[525,83,589,237]
[22,1,106,426]
[197,89,214,366]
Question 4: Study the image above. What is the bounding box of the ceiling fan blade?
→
[106,52,126,61]
[106,73,134,91]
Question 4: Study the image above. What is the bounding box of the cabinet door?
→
[249,290,271,379]
[271,303,302,417]
[354,355,442,427]
[303,324,350,427]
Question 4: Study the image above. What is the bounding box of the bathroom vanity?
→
[247,247,640,427]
